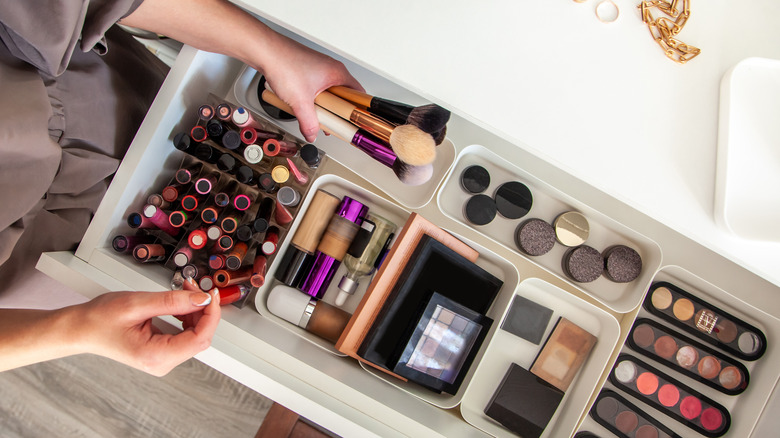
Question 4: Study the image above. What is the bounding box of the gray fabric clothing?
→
[0,1,168,294]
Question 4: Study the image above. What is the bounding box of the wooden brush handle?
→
[261,90,357,141]
[261,89,295,114]
[314,91,359,120]
[328,86,373,107]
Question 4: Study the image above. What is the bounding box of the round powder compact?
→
[562,245,602,283]
[494,181,533,219]
[464,194,497,226]
[460,165,490,194]
[554,211,590,246]
[515,218,556,256]
[603,245,642,283]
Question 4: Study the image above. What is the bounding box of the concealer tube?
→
[267,285,351,343]
[275,190,341,287]
[300,196,368,299]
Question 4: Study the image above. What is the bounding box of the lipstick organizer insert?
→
[61,42,780,438]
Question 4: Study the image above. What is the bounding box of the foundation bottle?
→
[267,285,351,343]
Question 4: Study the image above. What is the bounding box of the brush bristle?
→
[389,125,436,166]
[392,161,433,186]
[406,104,450,134]
[431,125,447,145]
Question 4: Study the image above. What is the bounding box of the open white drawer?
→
[36,17,780,438]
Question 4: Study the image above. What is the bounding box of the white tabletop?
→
[237,0,780,287]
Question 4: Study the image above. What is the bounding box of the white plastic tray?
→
[253,174,409,356]
[231,65,456,210]
[715,57,780,241]
[437,144,663,313]
[460,277,620,438]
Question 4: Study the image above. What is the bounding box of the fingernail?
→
[211,288,221,305]
[190,292,212,307]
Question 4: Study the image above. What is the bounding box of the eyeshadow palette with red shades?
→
[644,282,767,361]
[628,318,750,395]
[590,389,681,438]
[609,354,731,437]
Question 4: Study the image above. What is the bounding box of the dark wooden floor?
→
[0,354,273,437]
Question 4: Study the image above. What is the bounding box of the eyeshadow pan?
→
[715,320,737,343]
[615,411,638,433]
[614,360,637,384]
[464,194,497,226]
[596,396,619,419]
[653,335,678,359]
[636,424,660,438]
[500,295,554,345]
[658,384,680,407]
[460,165,490,194]
[701,407,724,432]
[530,317,597,392]
[636,371,658,395]
[680,396,701,420]
[676,345,698,368]
[562,245,602,283]
[651,287,673,310]
[515,218,556,256]
[554,211,590,247]
[632,324,655,348]
[698,356,721,379]
[719,366,742,390]
[673,298,695,321]
[738,332,760,354]
[603,245,642,283]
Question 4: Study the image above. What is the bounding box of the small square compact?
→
[500,295,554,345]
[391,292,492,394]
[484,363,564,438]
[530,317,597,392]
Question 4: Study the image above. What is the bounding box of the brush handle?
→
[261,90,397,168]
[315,91,394,142]
[328,86,373,107]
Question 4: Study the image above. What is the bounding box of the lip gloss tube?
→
[258,173,279,194]
[111,234,155,253]
[188,228,208,250]
[262,226,280,256]
[198,104,214,121]
[220,216,238,234]
[173,246,195,267]
[127,212,154,229]
[240,127,283,145]
[209,254,226,270]
[133,244,169,263]
[180,195,200,212]
[161,186,181,203]
[251,255,268,288]
[190,126,208,143]
[173,132,195,154]
[234,194,251,211]
[206,225,222,241]
[263,139,298,158]
[213,266,253,288]
[195,172,219,195]
[147,193,170,209]
[243,144,264,164]
[300,196,368,299]
[215,103,232,121]
[142,204,180,237]
[275,200,294,226]
[225,242,248,271]
[201,206,222,224]
[216,235,234,252]
[168,210,192,228]
[175,163,202,185]
[182,262,208,280]
[199,275,214,291]
[231,107,261,129]
[219,284,250,306]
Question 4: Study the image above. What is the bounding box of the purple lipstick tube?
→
[300,196,368,299]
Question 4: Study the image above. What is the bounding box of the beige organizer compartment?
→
[460,278,620,438]
[252,174,410,355]
[437,144,663,313]
[231,64,456,210]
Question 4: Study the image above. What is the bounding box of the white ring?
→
[595,0,619,23]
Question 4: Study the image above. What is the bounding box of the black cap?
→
[252,218,269,234]
[236,166,254,184]
[217,153,237,173]
[206,119,225,138]
[173,132,192,152]
[221,130,241,150]
[235,225,254,242]
[300,144,320,168]
[258,173,279,193]
[194,144,216,163]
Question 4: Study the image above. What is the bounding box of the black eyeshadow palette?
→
[590,389,681,438]
[609,354,731,437]
[644,281,767,361]
[627,318,749,395]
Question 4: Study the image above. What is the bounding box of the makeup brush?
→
[261,90,432,186]
[314,91,436,167]
[328,86,451,134]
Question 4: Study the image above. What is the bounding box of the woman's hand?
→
[75,281,221,376]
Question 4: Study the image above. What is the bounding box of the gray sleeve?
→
[0,0,144,76]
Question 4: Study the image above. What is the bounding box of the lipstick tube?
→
[232,107,261,129]
[225,242,248,271]
[300,196,368,299]
[133,244,169,263]
[188,228,208,250]
[127,212,154,229]
[175,163,202,184]
[111,234,155,253]
[219,284,250,306]
[262,226,280,256]
[263,139,298,157]
[240,127,283,145]
[142,204,180,237]
[195,172,219,195]
[190,126,208,143]
[251,255,268,288]
[168,211,192,228]
[274,200,294,226]
[209,254,226,270]
[216,235,234,252]
[173,246,194,267]
[213,267,253,288]
[180,195,200,212]
[215,103,232,121]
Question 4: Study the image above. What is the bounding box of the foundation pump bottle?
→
[335,214,397,306]
[267,285,351,343]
